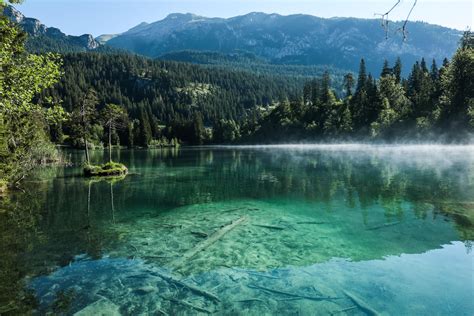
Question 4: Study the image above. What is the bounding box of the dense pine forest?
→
[158,50,350,89]
[35,52,304,147]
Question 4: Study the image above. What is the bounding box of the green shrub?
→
[83,162,127,177]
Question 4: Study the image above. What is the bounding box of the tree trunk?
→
[110,182,115,224]
[87,181,91,218]
[84,137,90,165]
[108,123,112,163]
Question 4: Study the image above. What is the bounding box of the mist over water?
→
[1,145,473,315]
[214,143,474,152]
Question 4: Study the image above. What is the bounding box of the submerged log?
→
[248,284,341,302]
[191,231,209,238]
[343,290,381,316]
[296,221,327,225]
[252,224,285,230]
[172,216,247,268]
[222,207,247,213]
[153,271,221,303]
[166,298,213,314]
[247,271,280,279]
[330,305,357,315]
[155,308,169,316]
[159,224,183,229]
[235,298,265,303]
[366,221,400,231]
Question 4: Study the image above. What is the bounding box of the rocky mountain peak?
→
[3,5,24,23]
[77,34,100,50]
[3,5,101,52]
[164,13,202,21]
[21,17,47,36]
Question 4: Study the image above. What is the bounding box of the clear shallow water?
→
[1,145,473,315]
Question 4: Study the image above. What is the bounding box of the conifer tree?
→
[381,60,392,78]
[343,73,354,98]
[138,108,152,147]
[102,104,127,162]
[393,58,402,84]
[356,59,367,93]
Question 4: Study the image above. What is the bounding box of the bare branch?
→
[376,0,418,41]
[398,0,418,41]
[375,0,401,39]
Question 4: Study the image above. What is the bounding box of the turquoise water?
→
[1,145,473,315]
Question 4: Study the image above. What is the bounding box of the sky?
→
[13,0,474,36]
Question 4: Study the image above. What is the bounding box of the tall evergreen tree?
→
[356,59,367,93]
[321,71,331,104]
[138,108,152,147]
[192,112,206,145]
[381,60,392,78]
[101,104,127,162]
[343,73,354,98]
[439,30,474,131]
[393,58,402,84]
[430,59,439,82]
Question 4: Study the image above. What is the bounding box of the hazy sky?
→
[14,0,473,36]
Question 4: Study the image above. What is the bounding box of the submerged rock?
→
[133,285,156,295]
[74,298,120,316]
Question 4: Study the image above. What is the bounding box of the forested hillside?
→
[40,52,303,118]
[159,50,351,91]
[37,53,304,146]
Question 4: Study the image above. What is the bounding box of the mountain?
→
[104,12,462,74]
[3,5,102,53]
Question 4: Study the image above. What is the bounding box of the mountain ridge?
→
[104,11,461,74]
[3,5,102,52]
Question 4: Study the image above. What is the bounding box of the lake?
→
[1,145,473,315]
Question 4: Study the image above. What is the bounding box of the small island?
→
[83,162,128,177]
[79,103,129,178]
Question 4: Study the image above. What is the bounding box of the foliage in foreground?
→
[0,3,63,186]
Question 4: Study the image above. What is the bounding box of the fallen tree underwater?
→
[139,216,249,313]
[171,216,248,270]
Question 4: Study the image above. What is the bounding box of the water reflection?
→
[0,146,473,314]
[48,146,473,236]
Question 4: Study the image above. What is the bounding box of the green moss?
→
[83,162,128,177]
